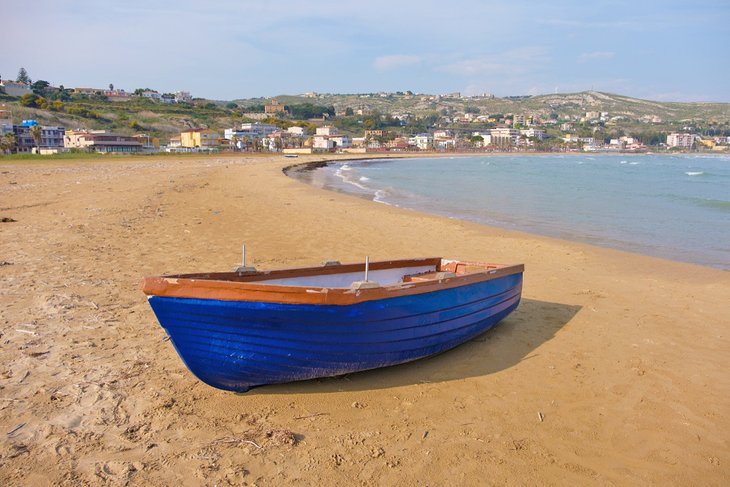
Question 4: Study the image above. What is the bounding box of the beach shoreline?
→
[1,154,728,486]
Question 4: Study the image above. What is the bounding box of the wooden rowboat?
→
[142,257,524,392]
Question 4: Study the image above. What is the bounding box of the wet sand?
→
[1,154,728,486]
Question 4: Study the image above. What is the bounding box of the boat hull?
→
[147,272,523,392]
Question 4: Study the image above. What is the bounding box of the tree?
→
[345,107,354,116]
[19,93,43,108]
[29,125,43,151]
[0,133,17,154]
[109,83,114,91]
[468,135,484,146]
[16,67,31,84]
[31,80,50,95]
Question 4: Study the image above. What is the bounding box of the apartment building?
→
[666,133,697,148]
[180,128,222,148]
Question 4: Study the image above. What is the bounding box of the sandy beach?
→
[1,153,728,486]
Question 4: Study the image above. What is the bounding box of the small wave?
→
[340,164,351,171]
[334,166,371,192]
[359,176,370,182]
[620,160,628,164]
[664,193,730,212]
[685,171,704,176]
[699,199,730,211]
[373,189,392,205]
[629,162,640,165]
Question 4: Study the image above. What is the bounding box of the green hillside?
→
[3,90,729,143]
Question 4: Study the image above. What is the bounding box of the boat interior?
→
[170,258,506,289]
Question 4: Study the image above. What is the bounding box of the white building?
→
[174,91,192,102]
[225,123,279,140]
[667,133,697,148]
[490,128,520,146]
[141,90,161,101]
[0,81,31,97]
[471,131,493,147]
[241,122,278,137]
[409,134,433,150]
[432,129,455,150]
[520,128,545,140]
[315,126,338,136]
[313,126,350,149]
[313,134,351,150]
[287,126,307,137]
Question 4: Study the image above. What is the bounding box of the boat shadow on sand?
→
[249,298,581,395]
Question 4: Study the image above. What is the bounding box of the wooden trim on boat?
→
[141,258,524,306]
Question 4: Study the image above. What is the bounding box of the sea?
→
[292,154,730,270]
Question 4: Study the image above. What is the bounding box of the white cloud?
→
[373,55,422,71]
[578,51,615,63]
[438,46,549,76]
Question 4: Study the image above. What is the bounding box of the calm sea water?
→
[295,154,730,270]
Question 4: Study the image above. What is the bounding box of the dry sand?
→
[0,153,728,486]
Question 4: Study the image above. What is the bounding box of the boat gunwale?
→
[142,257,524,306]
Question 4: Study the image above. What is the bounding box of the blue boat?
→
[142,257,524,392]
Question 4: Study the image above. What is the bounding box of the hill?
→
[2,90,729,143]
[236,91,730,122]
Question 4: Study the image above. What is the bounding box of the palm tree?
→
[29,125,43,153]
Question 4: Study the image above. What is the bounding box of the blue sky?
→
[2,1,729,102]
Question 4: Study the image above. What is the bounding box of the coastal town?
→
[1,69,729,156]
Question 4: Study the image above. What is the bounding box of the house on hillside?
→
[287,126,307,137]
[104,89,132,101]
[141,90,162,101]
[265,99,286,114]
[0,81,31,97]
[175,91,192,102]
[73,87,104,96]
